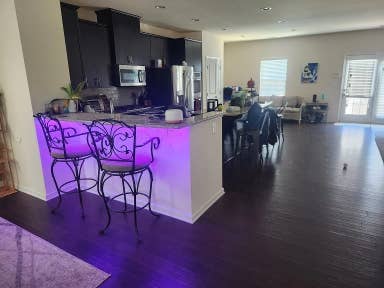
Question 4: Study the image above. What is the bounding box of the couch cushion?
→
[284,107,301,113]
[258,96,283,107]
[284,96,299,107]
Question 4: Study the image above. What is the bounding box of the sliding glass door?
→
[340,55,384,124]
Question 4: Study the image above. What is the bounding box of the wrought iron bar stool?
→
[85,119,160,238]
[34,113,98,217]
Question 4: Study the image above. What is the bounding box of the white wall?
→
[15,0,70,114]
[224,29,384,122]
[202,31,224,111]
[0,0,46,199]
[0,0,71,200]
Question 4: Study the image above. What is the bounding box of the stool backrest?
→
[34,113,68,157]
[86,119,136,168]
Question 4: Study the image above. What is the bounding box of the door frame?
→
[338,55,378,123]
[372,60,384,124]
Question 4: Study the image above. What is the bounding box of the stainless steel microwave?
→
[117,65,146,87]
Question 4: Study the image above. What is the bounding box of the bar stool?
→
[34,113,98,217]
[85,119,160,238]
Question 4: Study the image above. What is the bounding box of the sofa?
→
[258,96,305,124]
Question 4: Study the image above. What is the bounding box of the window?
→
[259,59,288,96]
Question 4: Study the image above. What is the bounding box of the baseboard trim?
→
[16,185,45,201]
[191,187,225,223]
[93,188,225,224]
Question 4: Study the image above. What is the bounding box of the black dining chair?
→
[85,119,160,239]
[34,113,98,217]
[235,103,270,159]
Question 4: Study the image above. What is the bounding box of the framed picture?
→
[301,63,318,83]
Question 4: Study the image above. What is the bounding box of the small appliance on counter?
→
[165,109,184,124]
[81,95,112,113]
[207,98,219,112]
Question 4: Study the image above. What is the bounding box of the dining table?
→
[222,101,273,163]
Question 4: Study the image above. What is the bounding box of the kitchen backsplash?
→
[81,86,145,106]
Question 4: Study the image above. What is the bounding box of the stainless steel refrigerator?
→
[147,65,200,114]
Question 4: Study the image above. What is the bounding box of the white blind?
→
[260,59,288,96]
[344,59,377,98]
[376,64,384,119]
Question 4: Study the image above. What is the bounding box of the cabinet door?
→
[185,40,202,72]
[150,36,170,66]
[61,4,84,86]
[111,12,150,66]
[135,34,150,66]
[150,36,164,60]
[206,56,221,99]
[79,21,111,88]
[168,38,186,66]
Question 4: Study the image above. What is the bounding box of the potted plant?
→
[60,81,85,113]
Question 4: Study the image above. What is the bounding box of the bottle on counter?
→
[143,91,151,107]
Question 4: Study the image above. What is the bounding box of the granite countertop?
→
[56,111,222,129]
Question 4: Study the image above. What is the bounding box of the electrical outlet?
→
[15,136,22,143]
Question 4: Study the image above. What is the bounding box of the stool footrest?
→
[107,192,150,214]
[58,178,98,194]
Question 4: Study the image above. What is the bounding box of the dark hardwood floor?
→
[1,123,384,288]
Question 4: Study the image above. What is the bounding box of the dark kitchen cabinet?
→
[78,20,111,87]
[97,9,150,66]
[148,35,169,66]
[169,38,202,72]
[185,40,202,73]
[60,3,84,87]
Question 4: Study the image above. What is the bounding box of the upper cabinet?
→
[148,35,169,66]
[61,4,195,88]
[61,4,112,88]
[78,20,111,88]
[169,38,202,72]
[60,3,83,87]
[97,9,150,66]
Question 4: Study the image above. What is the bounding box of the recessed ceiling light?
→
[155,5,166,9]
[260,7,272,11]
[191,18,200,22]
[277,19,287,24]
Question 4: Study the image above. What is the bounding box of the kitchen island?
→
[35,112,223,224]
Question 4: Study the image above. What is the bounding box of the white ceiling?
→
[65,0,384,42]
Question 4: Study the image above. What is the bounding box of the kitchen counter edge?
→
[55,112,222,129]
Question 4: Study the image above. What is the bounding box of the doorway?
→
[340,55,384,124]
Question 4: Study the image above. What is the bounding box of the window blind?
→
[375,64,384,119]
[344,59,377,98]
[260,59,288,96]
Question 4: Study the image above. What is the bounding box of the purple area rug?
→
[0,217,110,288]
